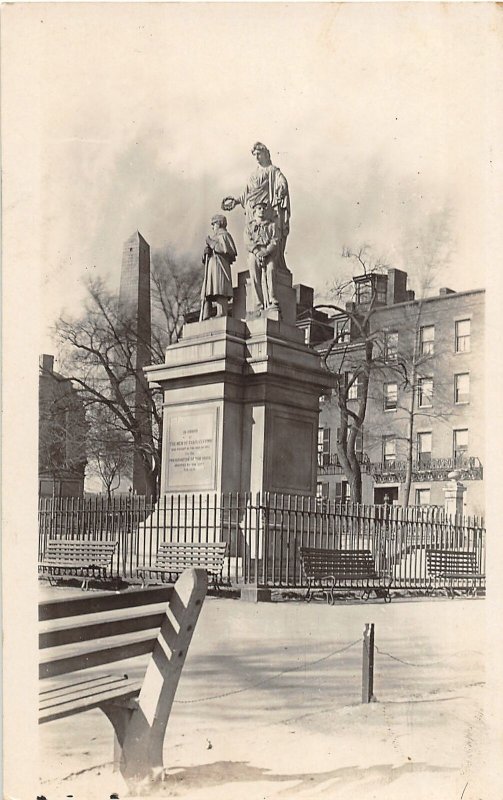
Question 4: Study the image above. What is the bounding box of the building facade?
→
[308,270,484,515]
[39,354,87,497]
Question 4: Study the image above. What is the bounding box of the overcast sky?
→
[2,3,501,355]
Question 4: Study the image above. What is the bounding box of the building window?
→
[382,436,396,466]
[335,481,351,502]
[375,276,388,304]
[355,274,387,305]
[417,431,432,466]
[335,317,350,344]
[455,319,471,353]
[453,429,468,461]
[384,331,398,363]
[318,427,331,467]
[356,280,373,304]
[419,325,435,356]
[415,487,431,506]
[384,382,398,410]
[454,373,470,404]
[336,425,364,458]
[417,377,433,407]
[316,481,329,499]
[348,425,364,456]
[347,372,361,400]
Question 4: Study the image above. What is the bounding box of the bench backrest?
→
[42,538,118,566]
[155,541,227,572]
[300,547,377,577]
[39,571,207,681]
[426,549,478,575]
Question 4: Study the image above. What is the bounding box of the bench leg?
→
[113,568,208,787]
[100,704,135,773]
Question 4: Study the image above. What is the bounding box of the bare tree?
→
[150,245,202,356]
[315,247,388,502]
[388,209,455,504]
[86,406,133,499]
[53,248,201,499]
[318,211,454,506]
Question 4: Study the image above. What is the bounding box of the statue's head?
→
[251,142,271,166]
[252,200,271,222]
[211,213,227,229]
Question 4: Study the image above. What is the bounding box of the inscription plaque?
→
[165,409,218,492]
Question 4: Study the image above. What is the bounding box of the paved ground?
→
[38,589,496,800]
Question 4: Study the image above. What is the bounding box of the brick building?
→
[39,354,87,496]
[305,270,484,515]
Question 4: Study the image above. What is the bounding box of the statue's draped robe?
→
[202,229,237,300]
[238,164,290,271]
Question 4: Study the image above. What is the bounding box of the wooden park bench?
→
[136,541,227,592]
[39,568,207,787]
[38,538,118,589]
[300,546,392,604]
[426,549,485,597]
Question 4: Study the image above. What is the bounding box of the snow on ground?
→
[39,591,492,800]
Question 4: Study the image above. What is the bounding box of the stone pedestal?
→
[443,480,467,517]
[232,267,298,326]
[144,279,334,597]
[145,312,334,499]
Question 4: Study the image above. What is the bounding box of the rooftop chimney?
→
[386,269,408,305]
[294,284,314,312]
[39,354,54,373]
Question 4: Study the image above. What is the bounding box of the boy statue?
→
[244,200,280,312]
[200,214,237,321]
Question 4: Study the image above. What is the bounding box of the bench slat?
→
[40,630,159,679]
[39,586,174,621]
[39,676,142,723]
[40,608,167,649]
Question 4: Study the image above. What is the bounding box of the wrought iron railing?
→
[318,452,370,474]
[369,456,483,483]
[38,493,485,593]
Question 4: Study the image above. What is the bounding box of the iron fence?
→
[38,494,486,593]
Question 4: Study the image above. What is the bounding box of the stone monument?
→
[145,144,334,597]
[119,231,152,494]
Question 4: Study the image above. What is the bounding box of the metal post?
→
[362,622,375,703]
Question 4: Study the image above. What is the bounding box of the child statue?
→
[200,214,237,321]
[244,200,280,312]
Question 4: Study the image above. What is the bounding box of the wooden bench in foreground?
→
[300,546,392,604]
[136,541,227,592]
[38,538,118,589]
[39,568,208,786]
[426,549,485,597]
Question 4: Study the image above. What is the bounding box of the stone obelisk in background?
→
[119,231,152,494]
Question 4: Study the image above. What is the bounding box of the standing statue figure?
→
[244,200,279,312]
[199,214,237,321]
[222,142,291,272]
